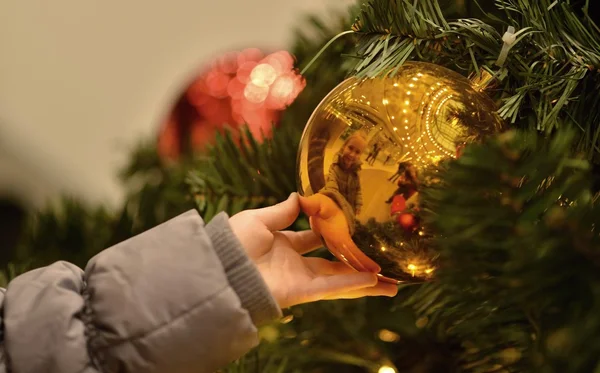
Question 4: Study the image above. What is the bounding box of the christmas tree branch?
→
[406,128,600,372]
[349,0,600,162]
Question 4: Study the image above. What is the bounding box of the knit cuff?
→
[205,212,282,326]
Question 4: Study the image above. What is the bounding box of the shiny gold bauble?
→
[296,62,505,284]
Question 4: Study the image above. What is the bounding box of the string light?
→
[379,365,396,373]
[378,329,401,342]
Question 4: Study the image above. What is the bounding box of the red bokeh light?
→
[159,48,305,160]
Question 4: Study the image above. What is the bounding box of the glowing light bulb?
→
[250,64,277,87]
[378,329,401,342]
[379,366,396,373]
[408,263,417,276]
[381,246,387,251]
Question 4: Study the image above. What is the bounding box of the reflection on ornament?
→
[297,62,505,283]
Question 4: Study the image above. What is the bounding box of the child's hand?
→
[298,194,381,274]
[229,193,397,309]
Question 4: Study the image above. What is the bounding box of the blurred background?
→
[0,0,358,259]
[0,0,356,210]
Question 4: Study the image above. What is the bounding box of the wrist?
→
[205,212,282,326]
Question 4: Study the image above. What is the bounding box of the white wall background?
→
[0,0,354,209]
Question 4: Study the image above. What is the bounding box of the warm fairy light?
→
[382,99,389,105]
[250,63,277,87]
[404,100,410,105]
[379,365,396,373]
[393,127,397,131]
[408,264,417,276]
[381,246,387,251]
[425,268,434,274]
[378,329,401,342]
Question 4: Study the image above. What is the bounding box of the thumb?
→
[299,194,330,218]
[255,193,300,232]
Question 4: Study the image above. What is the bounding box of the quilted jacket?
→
[0,210,282,373]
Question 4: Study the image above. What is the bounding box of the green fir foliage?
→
[7,1,600,372]
[350,0,600,162]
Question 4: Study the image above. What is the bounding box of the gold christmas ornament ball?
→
[296,62,505,284]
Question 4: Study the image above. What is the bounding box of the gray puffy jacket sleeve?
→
[0,210,282,373]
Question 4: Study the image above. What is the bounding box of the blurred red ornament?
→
[158,48,305,161]
[390,195,407,215]
[397,213,418,232]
